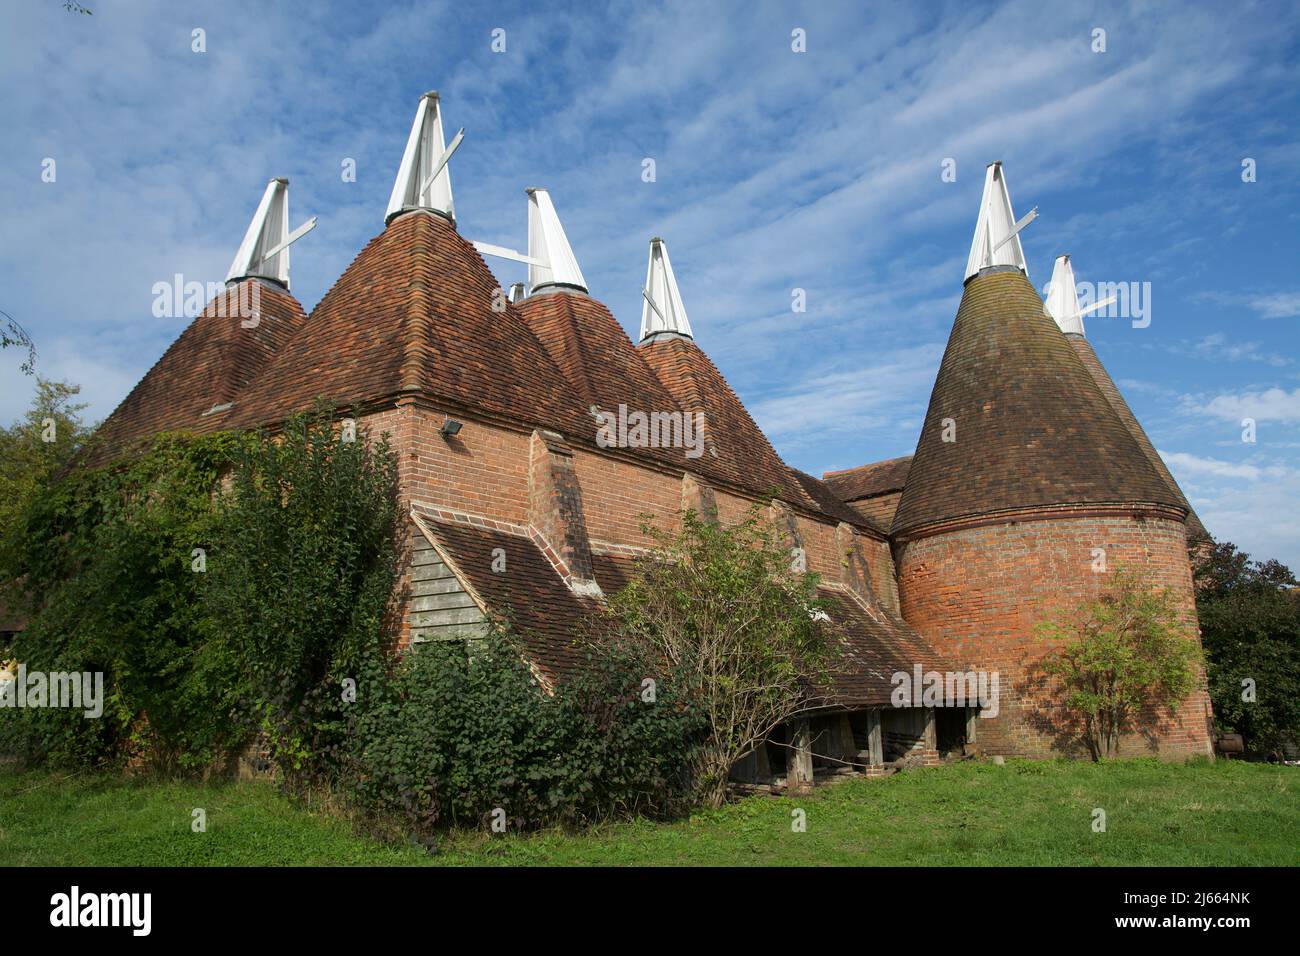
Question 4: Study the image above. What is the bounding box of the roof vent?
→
[964,161,1036,282]
[639,237,694,342]
[385,91,463,225]
[525,188,587,293]
[508,282,527,303]
[1044,254,1117,337]
[225,179,317,290]
[469,188,587,294]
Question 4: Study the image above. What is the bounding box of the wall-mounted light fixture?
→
[440,417,463,437]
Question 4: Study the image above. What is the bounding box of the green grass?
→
[2,758,1296,866]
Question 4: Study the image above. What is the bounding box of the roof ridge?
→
[399,213,434,394]
[823,454,913,479]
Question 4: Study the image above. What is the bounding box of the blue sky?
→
[2,0,1298,566]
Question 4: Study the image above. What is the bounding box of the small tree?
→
[0,378,91,568]
[597,507,832,807]
[1039,568,1201,761]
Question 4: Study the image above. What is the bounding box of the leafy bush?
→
[3,396,707,837]
[2,403,399,778]
[202,407,400,788]
[1039,567,1202,761]
[1194,539,1300,755]
[596,507,832,807]
[1,432,244,771]
[346,627,703,839]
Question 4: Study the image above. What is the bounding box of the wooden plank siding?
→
[408,530,487,643]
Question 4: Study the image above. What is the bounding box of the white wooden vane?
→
[226,178,316,290]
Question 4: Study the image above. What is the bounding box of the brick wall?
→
[894,511,1214,759]
[367,400,911,685]
[366,402,533,527]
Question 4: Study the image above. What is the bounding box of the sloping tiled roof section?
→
[1068,335,1208,541]
[787,468,885,534]
[514,289,687,463]
[418,513,943,708]
[816,588,950,707]
[823,455,913,503]
[637,335,830,516]
[417,514,601,684]
[227,211,590,435]
[85,280,305,466]
[893,269,1184,536]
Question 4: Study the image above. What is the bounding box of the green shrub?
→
[1039,567,1202,761]
[346,627,703,838]
[2,432,245,771]
[202,406,400,788]
[3,398,706,836]
[597,507,832,807]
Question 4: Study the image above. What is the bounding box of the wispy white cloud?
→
[1170,333,1292,367]
[1160,450,1263,481]
[1192,386,1300,424]
[1247,292,1300,320]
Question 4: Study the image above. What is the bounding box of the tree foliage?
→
[0,309,37,375]
[596,507,832,807]
[0,379,91,575]
[1194,539,1300,755]
[2,431,241,770]
[1039,568,1202,761]
[202,407,400,788]
[347,629,702,840]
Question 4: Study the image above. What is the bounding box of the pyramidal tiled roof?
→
[1067,335,1208,541]
[515,291,866,528]
[637,334,820,510]
[892,269,1184,536]
[86,279,305,465]
[227,210,589,435]
[514,289,683,427]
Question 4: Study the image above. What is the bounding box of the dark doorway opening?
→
[935,707,969,756]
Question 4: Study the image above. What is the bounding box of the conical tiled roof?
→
[86,280,305,465]
[892,269,1184,536]
[1067,334,1208,541]
[228,210,589,435]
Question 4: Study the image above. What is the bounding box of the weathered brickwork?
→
[527,429,600,593]
[367,398,1210,763]
[368,403,534,527]
[895,511,1214,759]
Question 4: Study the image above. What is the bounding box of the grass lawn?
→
[2,758,1296,866]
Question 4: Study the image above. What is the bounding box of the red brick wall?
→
[571,446,682,548]
[366,402,906,654]
[365,403,532,526]
[894,511,1213,760]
